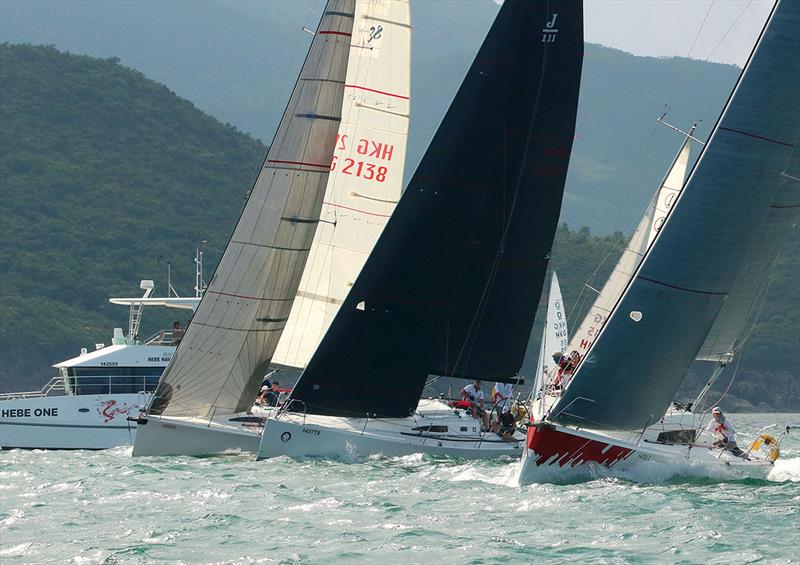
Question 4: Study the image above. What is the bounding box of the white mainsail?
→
[566,137,692,358]
[273,0,411,369]
[149,2,356,419]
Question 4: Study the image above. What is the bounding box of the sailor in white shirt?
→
[493,382,513,412]
[461,380,489,432]
[706,406,744,456]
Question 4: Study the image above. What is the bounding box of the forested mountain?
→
[0,44,797,409]
[0,0,742,233]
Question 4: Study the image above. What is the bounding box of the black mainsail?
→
[287,0,584,418]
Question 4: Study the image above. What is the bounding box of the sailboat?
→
[256,0,584,461]
[132,0,411,456]
[518,0,799,483]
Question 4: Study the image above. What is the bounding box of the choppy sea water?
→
[1,413,798,564]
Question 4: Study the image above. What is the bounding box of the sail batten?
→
[288,0,584,418]
[551,0,800,431]
[148,1,356,418]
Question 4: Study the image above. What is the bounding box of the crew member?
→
[493,381,513,412]
[461,380,489,432]
[706,407,744,457]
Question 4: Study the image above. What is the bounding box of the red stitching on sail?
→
[319,31,352,37]
[323,201,391,218]
[345,84,410,100]
[268,159,330,168]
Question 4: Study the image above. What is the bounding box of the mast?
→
[288,0,584,418]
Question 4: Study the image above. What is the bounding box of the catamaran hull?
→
[518,423,773,484]
[131,414,265,456]
[0,393,147,450]
[257,415,524,461]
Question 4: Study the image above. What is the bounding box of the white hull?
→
[257,400,524,460]
[0,393,148,450]
[517,422,774,485]
[131,410,274,456]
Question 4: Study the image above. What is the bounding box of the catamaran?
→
[256,0,584,461]
[518,0,799,483]
[0,278,199,450]
[132,0,411,456]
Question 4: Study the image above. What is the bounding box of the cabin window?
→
[656,429,696,444]
[66,367,163,395]
[411,425,448,433]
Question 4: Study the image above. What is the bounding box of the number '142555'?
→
[331,156,387,182]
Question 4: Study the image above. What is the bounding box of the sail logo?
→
[368,25,383,43]
[542,13,558,43]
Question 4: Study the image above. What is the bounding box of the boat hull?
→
[518,422,773,484]
[131,413,266,456]
[257,407,524,461]
[0,393,147,450]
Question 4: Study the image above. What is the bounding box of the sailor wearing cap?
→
[706,407,744,457]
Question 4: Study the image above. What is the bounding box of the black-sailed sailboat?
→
[519,0,799,483]
[257,0,584,460]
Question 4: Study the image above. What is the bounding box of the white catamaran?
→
[518,0,799,483]
[0,278,199,450]
[257,0,584,461]
[132,0,411,456]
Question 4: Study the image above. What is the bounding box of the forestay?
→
[148,2,355,418]
[273,0,410,369]
[696,143,800,362]
[565,138,691,360]
[288,0,583,418]
[551,0,800,431]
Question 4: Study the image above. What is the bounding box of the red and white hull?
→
[518,422,774,484]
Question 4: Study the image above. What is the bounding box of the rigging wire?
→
[704,0,754,62]
[686,0,716,60]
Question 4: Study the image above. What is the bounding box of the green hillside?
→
[0,44,263,390]
[0,44,797,409]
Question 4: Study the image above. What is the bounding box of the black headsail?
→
[288,0,584,417]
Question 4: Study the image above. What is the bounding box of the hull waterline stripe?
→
[345,84,410,100]
[718,127,794,147]
[323,201,391,217]
[0,421,132,429]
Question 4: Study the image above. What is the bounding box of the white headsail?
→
[273,0,411,369]
[533,272,569,412]
[566,137,692,359]
[149,2,356,418]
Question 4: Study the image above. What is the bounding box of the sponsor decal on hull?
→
[526,424,634,468]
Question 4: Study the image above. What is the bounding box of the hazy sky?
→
[581,0,774,66]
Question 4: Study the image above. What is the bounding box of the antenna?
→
[657,105,705,145]
[194,243,207,298]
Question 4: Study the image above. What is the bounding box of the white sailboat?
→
[257,0,585,461]
[518,0,799,483]
[132,0,411,456]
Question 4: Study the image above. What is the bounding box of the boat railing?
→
[143,329,179,346]
[0,375,158,400]
[0,376,67,400]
